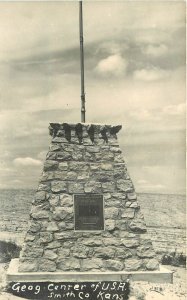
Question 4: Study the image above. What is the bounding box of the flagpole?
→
[79,1,86,123]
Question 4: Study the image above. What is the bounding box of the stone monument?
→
[17,122,159,273]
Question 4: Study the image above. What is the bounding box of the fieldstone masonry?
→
[18,123,159,273]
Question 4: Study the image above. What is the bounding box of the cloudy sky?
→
[0,1,185,194]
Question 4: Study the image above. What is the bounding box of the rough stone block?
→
[101,163,113,170]
[46,152,56,160]
[66,171,78,180]
[37,183,51,192]
[119,232,136,238]
[52,171,68,180]
[105,219,116,231]
[105,259,123,271]
[29,222,41,233]
[72,152,83,161]
[103,238,121,246]
[49,144,62,152]
[95,152,114,161]
[39,232,53,244]
[82,238,103,247]
[117,179,133,192]
[68,182,84,193]
[44,160,58,171]
[114,170,127,179]
[43,250,58,260]
[137,246,155,258]
[31,207,50,220]
[145,258,159,270]
[69,162,89,171]
[19,260,38,272]
[90,163,100,171]
[57,248,70,258]
[86,146,100,153]
[52,137,68,143]
[41,171,54,181]
[110,146,122,153]
[103,193,112,200]
[114,154,124,163]
[129,219,147,233]
[77,172,89,181]
[57,258,80,271]
[115,220,127,231]
[56,152,71,161]
[53,207,73,221]
[38,259,56,272]
[94,247,115,259]
[125,258,143,271]
[114,163,126,170]
[58,221,66,229]
[121,238,140,248]
[102,182,116,192]
[25,234,35,242]
[121,208,135,219]
[84,152,95,161]
[45,241,61,249]
[84,181,102,193]
[58,162,68,170]
[112,193,126,200]
[115,248,132,259]
[51,181,67,193]
[35,191,46,202]
[127,192,137,200]
[47,222,59,232]
[105,207,119,219]
[39,220,49,231]
[65,222,74,230]
[72,245,91,258]
[81,258,103,271]
[54,231,80,240]
[93,171,114,182]
[49,195,59,207]
[59,194,72,206]
[21,246,43,258]
[130,201,139,208]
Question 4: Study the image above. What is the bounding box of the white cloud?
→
[133,67,169,81]
[95,54,128,77]
[163,103,185,116]
[137,179,148,184]
[138,183,165,192]
[13,157,42,167]
[144,44,168,57]
[130,109,160,122]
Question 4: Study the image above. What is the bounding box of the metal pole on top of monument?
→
[79,1,86,123]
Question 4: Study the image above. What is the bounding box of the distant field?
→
[0,190,186,253]
[138,193,186,229]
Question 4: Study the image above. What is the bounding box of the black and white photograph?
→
[0,1,186,299]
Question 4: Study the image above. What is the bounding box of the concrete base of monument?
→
[7,259,173,284]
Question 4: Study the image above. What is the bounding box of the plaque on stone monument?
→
[74,194,104,230]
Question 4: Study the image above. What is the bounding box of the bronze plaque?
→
[74,194,104,230]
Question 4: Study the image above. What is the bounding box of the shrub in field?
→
[0,240,21,263]
[161,250,186,267]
